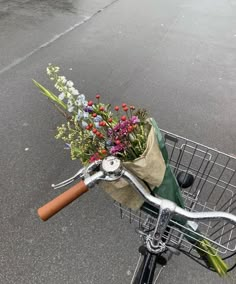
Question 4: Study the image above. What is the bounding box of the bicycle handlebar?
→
[38,180,88,221]
[122,169,236,224]
[38,171,104,221]
[37,156,236,225]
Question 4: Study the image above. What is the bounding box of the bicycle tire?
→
[133,252,164,284]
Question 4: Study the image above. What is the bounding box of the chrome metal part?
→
[84,171,105,187]
[101,156,123,181]
[52,167,85,189]
[52,160,102,189]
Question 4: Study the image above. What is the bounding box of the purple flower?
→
[84,106,93,113]
[110,144,126,155]
[130,116,140,124]
[108,115,140,142]
[64,143,71,150]
[107,128,113,137]
[113,121,128,131]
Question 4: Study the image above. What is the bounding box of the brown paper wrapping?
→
[102,125,166,210]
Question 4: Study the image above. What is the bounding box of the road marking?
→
[0,0,119,76]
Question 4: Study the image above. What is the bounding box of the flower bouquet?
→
[34,64,229,276]
[34,65,167,209]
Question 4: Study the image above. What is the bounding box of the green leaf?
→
[33,80,67,110]
[198,240,229,276]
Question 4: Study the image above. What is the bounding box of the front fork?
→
[131,246,167,284]
[131,205,175,284]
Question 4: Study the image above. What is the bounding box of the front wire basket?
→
[114,129,236,259]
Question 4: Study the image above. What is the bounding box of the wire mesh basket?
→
[114,129,236,257]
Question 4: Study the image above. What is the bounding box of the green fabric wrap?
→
[142,119,198,237]
[142,119,185,214]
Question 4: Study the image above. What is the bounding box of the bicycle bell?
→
[101,156,123,180]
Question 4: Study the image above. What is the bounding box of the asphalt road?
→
[0,0,235,283]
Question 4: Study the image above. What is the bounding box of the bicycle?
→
[38,129,236,283]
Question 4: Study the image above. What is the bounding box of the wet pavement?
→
[0,0,116,70]
[0,0,236,283]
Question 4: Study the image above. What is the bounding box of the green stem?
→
[129,145,139,158]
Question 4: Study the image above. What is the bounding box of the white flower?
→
[46,67,52,75]
[83,111,89,118]
[68,106,74,112]
[58,93,65,100]
[94,115,102,122]
[77,110,82,120]
[75,94,86,107]
[68,87,75,93]
[74,101,80,106]
[79,94,85,101]
[82,121,88,128]
[66,80,74,87]
[67,100,73,108]
[63,86,68,92]
[54,66,60,73]
[67,93,72,99]
[59,76,67,84]
[58,87,63,92]
[72,89,79,95]
[95,122,101,128]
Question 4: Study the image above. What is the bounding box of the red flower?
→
[99,106,105,111]
[121,115,127,121]
[88,100,93,106]
[128,126,133,132]
[115,140,121,145]
[108,118,113,123]
[96,94,100,99]
[130,105,135,110]
[95,131,104,139]
[92,113,97,117]
[122,103,127,108]
[99,121,106,127]
[123,106,129,112]
[101,149,107,154]
[114,106,119,111]
[92,128,97,134]
[89,153,101,163]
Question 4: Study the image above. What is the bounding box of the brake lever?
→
[51,167,85,189]
[85,160,102,177]
[52,160,102,189]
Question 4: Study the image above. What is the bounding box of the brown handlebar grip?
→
[37,180,88,221]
